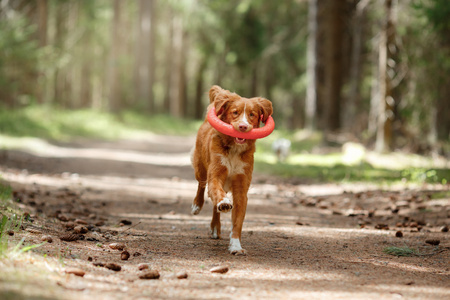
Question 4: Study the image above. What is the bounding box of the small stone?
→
[138,264,149,271]
[57,214,69,222]
[176,271,188,279]
[64,268,85,277]
[75,219,88,225]
[210,265,229,274]
[73,225,88,234]
[139,270,160,280]
[95,221,105,227]
[375,224,389,230]
[93,262,105,267]
[105,263,121,271]
[7,230,14,236]
[121,250,130,260]
[395,231,403,238]
[133,252,142,257]
[409,222,418,228]
[425,239,440,246]
[41,235,53,243]
[87,257,93,262]
[120,219,132,225]
[440,225,449,232]
[109,242,126,250]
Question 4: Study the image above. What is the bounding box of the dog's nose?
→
[239,124,248,132]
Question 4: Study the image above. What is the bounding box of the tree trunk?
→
[375,0,396,152]
[36,0,48,104]
[169,15,184,118]
[305,0,318,131]
[179,31,188,118]
[194,55,208,119]
[345,0,369,131]
[135,0,156,113]
[37,0,47,47]
[323,0,345,132]
[163,8,174,114]
[53,2,67,107]
[107,0,122,113]
[250,62,258,97]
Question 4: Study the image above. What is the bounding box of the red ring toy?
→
[207,107,275,139]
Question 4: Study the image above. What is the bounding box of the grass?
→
[0,180,45,258]
[383,246,417,257]
[0,105,202,141]
[255,130,450,184]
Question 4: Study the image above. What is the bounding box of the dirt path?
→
[0,136,449,300]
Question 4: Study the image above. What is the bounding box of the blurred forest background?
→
[0,0,449,155]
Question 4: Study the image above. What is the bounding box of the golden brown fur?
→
[191,85,273,255]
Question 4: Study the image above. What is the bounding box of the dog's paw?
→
[191,204,201,215]
[229,238,246,255]
[210,227,220,239]
[217,198,233,213]
[231,249,246,256]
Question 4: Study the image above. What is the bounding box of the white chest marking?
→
[218,154,248,176]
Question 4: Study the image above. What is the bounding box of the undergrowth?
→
[0,180,44,258]
[0,105,201,140]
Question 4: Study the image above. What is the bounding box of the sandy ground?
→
[0,135,449,300]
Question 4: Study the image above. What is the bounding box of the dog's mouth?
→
[235,137,246,144]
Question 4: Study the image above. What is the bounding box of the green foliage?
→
[0,182,45,258]
[255,135,449,184]
[0,15,39,105]
[414,0,450,35]
[255,158,450,184]
[0,182,12,204]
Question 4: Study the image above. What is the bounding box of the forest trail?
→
[0,135,449,300]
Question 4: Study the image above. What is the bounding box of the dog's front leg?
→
[207,163,232,213]
[229,174,250,255]
[207,163,230,239]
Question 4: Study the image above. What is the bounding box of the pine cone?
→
[59,233,79,241]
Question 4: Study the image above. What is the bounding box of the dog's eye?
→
[249,112,255,118]
[232,111,238,116]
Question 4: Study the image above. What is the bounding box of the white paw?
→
[229,238,246,255]
[191,204,201,215]
[217,197,233,213]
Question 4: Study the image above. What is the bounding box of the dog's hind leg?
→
[210,205,221,239]
[191,181,206,215]
[192,163,207,215]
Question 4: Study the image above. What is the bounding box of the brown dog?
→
[191,85,273,255]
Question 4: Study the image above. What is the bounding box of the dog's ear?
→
[257,98,273,123]
[209,85,231,115]
[209,85,223,104]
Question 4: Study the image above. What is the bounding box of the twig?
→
[118,222,141,235]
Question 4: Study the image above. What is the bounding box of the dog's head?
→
[209,85,273,144]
